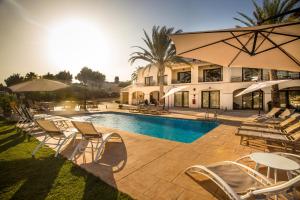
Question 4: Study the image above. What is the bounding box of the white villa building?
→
[120,61,300,111]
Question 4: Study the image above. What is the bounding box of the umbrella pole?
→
[84,85,87,111]
[168,96,169,110]
[258,92,261,116]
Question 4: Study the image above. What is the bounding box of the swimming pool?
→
[72,112,219,143]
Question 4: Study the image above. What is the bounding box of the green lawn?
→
[0,117,132,200]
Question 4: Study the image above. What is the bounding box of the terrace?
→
[1,106,300,199]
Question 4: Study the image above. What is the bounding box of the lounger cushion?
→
[72,121,101,137]
[239,126,282,134]
[36,120,61,133]
[207,163,264,194]
[237,130,262,137]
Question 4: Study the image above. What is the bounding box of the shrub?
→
[0,94,16,117]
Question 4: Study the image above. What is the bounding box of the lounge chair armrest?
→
[242,175,300,199]
[235,155,251,162]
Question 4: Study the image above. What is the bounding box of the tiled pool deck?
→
[36,110,290,199]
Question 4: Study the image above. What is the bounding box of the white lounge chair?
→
[70,121,122,162]
[32,119,76,157]
[185,161,300,200]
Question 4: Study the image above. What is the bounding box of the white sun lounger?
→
[32,119,77,157]
[186,161,300,200]
[70,121,122,162]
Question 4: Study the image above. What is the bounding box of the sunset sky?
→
[0,0,257,84]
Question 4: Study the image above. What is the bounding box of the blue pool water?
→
[72,112,219,143]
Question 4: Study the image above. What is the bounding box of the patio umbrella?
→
[235,80,289,97]
[161,85,189,99]
[9,79,69,92]
[169,22,300,72]
[162,85,189,109]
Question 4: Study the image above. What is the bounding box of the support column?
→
[191,65,199,84]
[128,92,133,105]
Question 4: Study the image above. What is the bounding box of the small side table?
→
[250,152,300,183]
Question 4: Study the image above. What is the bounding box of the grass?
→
[0,117,132,200]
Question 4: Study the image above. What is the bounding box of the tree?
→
[75,67,105,88]
[43,72,55,80]
[25,72,38,80]
[131,66,143,82]
[234,0,300,107]
[114,76,119,84]
[55,70,73,84]
[129,26,189,103]
[118,80,131,88]
[4,74,24,87]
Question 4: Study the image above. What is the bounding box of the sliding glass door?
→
[242,91,263,110]
[174,91,189,107]
[202,91,220,109]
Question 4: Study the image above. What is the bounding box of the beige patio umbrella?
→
[235,80,289,97]
[9,78,69,92]
[170,22,300,72]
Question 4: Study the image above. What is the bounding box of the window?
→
[280,89,300,111]
[242,68,262,81]
[242,91,263,110]
[177,71,191,83]
[203,67,222,82]
[202,91,220,109]
[174,91,189,107]
[144,76,153,86]
[277,71,300,79]
[158,75,168,85]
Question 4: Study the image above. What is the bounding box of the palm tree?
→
[129,26,189,104]
[234,0,300,107]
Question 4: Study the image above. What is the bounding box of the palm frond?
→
[234,0,300,27]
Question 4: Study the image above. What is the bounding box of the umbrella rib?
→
[230,32,251,54]
[254,28,275,52]
[177,32,252,56]
[255,37,300,55]
[258,32,300,67]
[228,33,255,67]
[171,21,300,36]
[222,41,249,54]
[260,30,300,38]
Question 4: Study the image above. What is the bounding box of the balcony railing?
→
[144,81,157,86]
[231,74,270,82]
[198,77,222,82]
[277,74,300,80]
[171,80,191,84]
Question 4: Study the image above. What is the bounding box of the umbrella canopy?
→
[235,80,289,97]
[9,79,69,92]
[161,86,188,99]
[170,22,300,72]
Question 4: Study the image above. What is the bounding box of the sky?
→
[0,0,258,84]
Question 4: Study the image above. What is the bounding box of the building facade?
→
[120,61,300,111]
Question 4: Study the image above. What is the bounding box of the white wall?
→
[123,63,299,111]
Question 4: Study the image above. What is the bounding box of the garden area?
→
[0,117,132,200]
